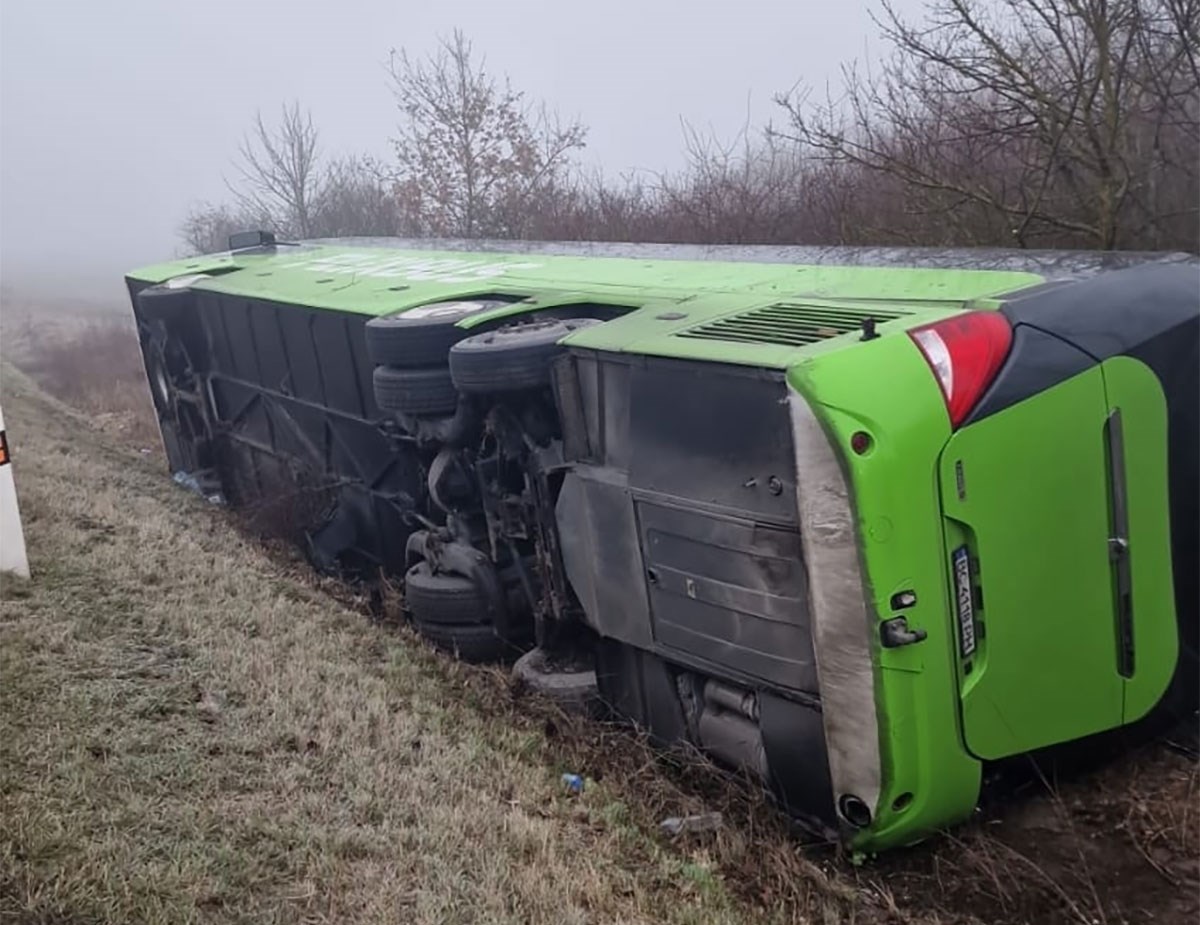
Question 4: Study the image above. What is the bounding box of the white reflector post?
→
[0,401,30,579]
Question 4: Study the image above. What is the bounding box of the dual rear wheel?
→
[369,309,599,678]
[406,559,599,709]
[404,561,521,663]
[366,311,597,414]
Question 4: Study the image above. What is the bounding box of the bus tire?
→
[513,647,600,714]
[365,312,475,367]
[449,319,600,393]
[405,561,488,626]
[373,365,458,416]
[414,620,519,663]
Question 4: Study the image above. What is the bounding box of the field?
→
[0,294,1196,924]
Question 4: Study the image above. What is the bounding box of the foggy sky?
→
[1,0,909,291]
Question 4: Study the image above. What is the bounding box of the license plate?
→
[952,546,976,658]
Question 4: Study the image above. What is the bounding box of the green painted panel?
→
[789,337,981,852]
[941,369,1123,759]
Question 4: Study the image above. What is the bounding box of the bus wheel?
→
[372,366,459,415]
[449,318,600,393]
[405,561,490,626]
[414,620,523,663]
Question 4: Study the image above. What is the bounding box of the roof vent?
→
[675,302,911,347]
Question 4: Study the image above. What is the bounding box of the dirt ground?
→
[1,307,1197,924]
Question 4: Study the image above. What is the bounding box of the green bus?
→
[126,234,1198,852]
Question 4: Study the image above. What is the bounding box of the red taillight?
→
[908,312,1012,428]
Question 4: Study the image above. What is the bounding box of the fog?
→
[1,0,907,297]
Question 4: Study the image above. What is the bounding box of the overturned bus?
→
[126,235,1199,853]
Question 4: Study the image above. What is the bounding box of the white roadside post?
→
[0,401,30,578]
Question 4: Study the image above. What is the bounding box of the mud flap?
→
[594,638,689,747]
[760,692,838,832]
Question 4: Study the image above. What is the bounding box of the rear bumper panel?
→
[788,335,984,850]
[788,391,883,823]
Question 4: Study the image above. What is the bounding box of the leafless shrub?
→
[234,461,341,552]
[648,122,808,244]
[311,156,409,238]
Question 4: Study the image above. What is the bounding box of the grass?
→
[1,301,1196,925]
[0,365,769,924]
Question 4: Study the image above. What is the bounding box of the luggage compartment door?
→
[638,501,819,694]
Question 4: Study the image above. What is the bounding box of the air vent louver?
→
[676,302,911,347]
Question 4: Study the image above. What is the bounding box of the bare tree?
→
[387,30,587,238]
[774,0,1200,251]
[232,102,324,237]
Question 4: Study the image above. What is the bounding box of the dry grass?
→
[0,365,776,925]
[886,750,1200,925]
[1,307,1197,925]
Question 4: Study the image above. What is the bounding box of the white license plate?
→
[952,546,976,658]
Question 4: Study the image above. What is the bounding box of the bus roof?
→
[126,238,1195,369]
